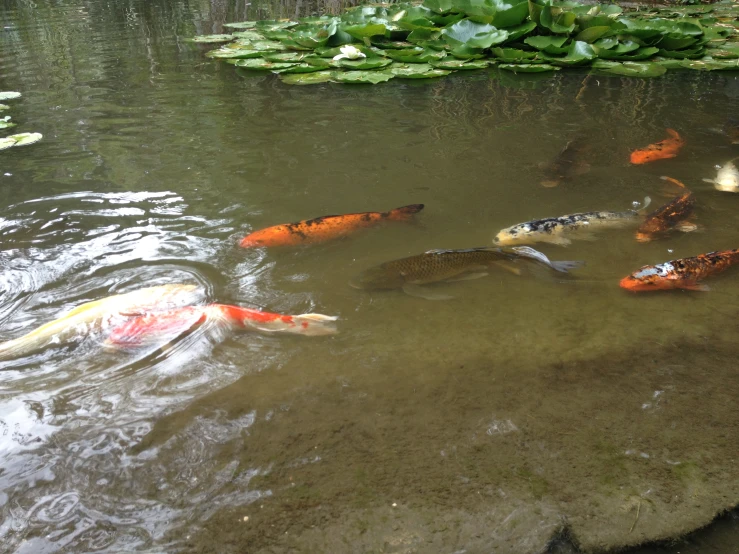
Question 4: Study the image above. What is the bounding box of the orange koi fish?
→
[106,303,338,347]
[635,176,695,242]
[630,129,684,164]
[620,249,739,292]
[240,204,424,247]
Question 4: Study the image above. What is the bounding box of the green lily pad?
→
[262,52,311,62]
[273,63,328,74]
[189,34,234,43]
[546,40,597,65]
[423,0,454,14]
[0,132,42,150]
[681,57,739,71]
[498,63,560,72]
[331,70,395,84]
[430,58,488,69]
[0,104,9,111]
[598,46,659,60]
[233,59,298,70]
[491,47,538,62]
[594,37,619,50]
[0,92,21,101]
[387,63,451,78]
[539,5,577,34]
[0,116,15,130]
[591,60,667,77]
[505,21,537,42]
[280,71,333,85]
[658,34,698,51]
[449,44,487,59]
[223,21,258,29]
[384,48,446,62]
[524,36,568,50]
[658,47,705,59]
[575,25,612,43]
[245,40,288,51]
[255,20,299,32]
[442,19,508,49]
[206,48,264,59]
[371,40,416,50]
[330,57,392,69]
[342,20,389,39]
[231,31,265,41]
[707,44,739,59]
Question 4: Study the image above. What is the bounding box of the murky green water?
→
[0,1,738,552]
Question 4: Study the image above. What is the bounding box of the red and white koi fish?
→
[106,303,338,347]
[0,284,200,361]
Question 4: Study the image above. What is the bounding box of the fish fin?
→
[702,178,716,185]
[573,161,591,176]
[295,313,338,322]
[491,262,522,276]
[677,222,699,233]
[510,246,584,273]
[402,283,454,300]
[635,196,652,215]
[666,128,681,140]
[446,271,489,282]
[548,260,585,273]
[540,179,561,188]
[660,175,687,190]
[291,313,338,336]
[388,204,424,221]
[681,283,710,292]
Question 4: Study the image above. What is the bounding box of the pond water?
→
[0,0,737,552]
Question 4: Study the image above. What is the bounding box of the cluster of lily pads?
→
[0,92,42,150]
[190,0,739,84]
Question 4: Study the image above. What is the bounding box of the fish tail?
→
[292,314,339,336]
[510,246,584,273]
[549,260,586,273]
[0,338,32,361]
[387,204,424,221]
[660,175,687,189]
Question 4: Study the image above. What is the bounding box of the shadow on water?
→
[0,0,738,553]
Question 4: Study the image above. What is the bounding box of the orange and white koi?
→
[0,284,200,361]
[635,176,695,242]
[239,204,424,247]
[106,303,338,347]
[630,129,684,164]
[620,249,739,292]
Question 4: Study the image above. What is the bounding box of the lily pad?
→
[505,21,537,42]
[442,19,508,49]
[330,57,392,69]
[280,71,334,85]
[0,116,15,130]
[262,52,311,62]
[255,20,299,32]
[591,60,667,77]
[0,104,9,111]
[387,63,451,78]
[681,57,739,71]
[0,132,42,151]
[206,48,264,59]
[233,59,298,70]
[189,34,234,43]
[499,63,560,72]
[330,70,395,84]
[384,48,446,63]
[230,31,265,41]
[598,46,659,61]
[0,92,21,101]
[545,41,597,66]
[273,63,328,74]
[524,36,568,50]
[223,21,258,29]
[430,58,488,69]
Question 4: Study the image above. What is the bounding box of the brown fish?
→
[635,176,696,242]
[350,246,582,299]
[541,135,591,188]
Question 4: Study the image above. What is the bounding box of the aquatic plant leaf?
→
[504,21,537,42]
[499,63,560,72]
[593,37,618,49]
[423,0,455,14]
[657,47,705,59]
[429,58,489,69]
[223,21,258,29]
[273,63,328,74]
[262,52,311,62]
[657,34,698,51]
[524,36,568,50]
[384,48,446,62]
[0,132,42,150]
[394,6,438,31]
[539,6,577,34]
[371,39,416,50]
[546,41,597,65]
[301,55,332,68]
[231,31,265,41]
[591,60,666,77]
[0,104,9,111]
[342,21,389,39]
[574,25,612,43]
[280,71,333,85]
[406,28,442,44]
[233,59,298,70]
[681,57,739,70]
[330,70,395,83]
[331,57,392,69]
[0,116,15,130]
[189,34,234,43]
[442,19,508,49]
[242,40,288,51]
[707,44,739,59]
[491,47,538,62]
[207,48,264,59]
[387,63,451,78]
[255,20,299,32]
[0,92,20,101]
[449,44,487,59]
[598,46,659,60]
[452,0,530,28]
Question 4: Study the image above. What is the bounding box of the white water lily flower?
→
[332,45,366,61]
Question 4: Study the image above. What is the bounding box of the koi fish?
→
[703,158,739,192]
[630,129,684,164]
[239,204,424,247]
[350,246,582,299]
[0,284,200,361]
[540,135,591,188]
[493,197,651,247]
[620,249,739,292]
[106,303,338,346]
[635,176,695,242]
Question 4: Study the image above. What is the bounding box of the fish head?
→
[349,264,405,290]
[239,226,289,248]
[493,225,530,246]
[714,163,739,191]
[619,262,680,292]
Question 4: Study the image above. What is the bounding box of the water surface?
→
[0,1,737,552]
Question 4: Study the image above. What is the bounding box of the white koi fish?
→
[703,158,739,192]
